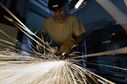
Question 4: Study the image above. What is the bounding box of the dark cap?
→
[48,0,67,11]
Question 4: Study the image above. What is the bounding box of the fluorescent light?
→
[75,0,84,9]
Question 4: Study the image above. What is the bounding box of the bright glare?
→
[75,0,84,9]
[0,51,115,84]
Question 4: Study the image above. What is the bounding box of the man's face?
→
[53,8,65,21]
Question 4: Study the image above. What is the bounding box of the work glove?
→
[59,37,77,59]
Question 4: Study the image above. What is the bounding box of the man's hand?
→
[59,37,77,56]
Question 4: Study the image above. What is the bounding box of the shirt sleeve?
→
[72,16,86,37]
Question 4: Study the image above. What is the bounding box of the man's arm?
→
[59,33,85,58]
[73,33,85,44]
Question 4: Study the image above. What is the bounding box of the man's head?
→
[48,0,66,11]
[48,0,68,23]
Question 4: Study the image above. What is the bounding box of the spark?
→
[0,28,16,42]
[0,3,56,54]
[0,51,115,84]
[87,62,127,71]
[3,16,55,54]
[70,46,127,59]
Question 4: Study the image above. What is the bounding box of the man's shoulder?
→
[67,15,77,20]
[67,15,78,22]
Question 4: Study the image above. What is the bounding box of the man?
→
[43,0,85,58]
